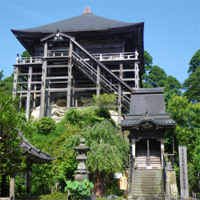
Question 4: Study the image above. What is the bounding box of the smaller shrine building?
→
[120,88,176,169]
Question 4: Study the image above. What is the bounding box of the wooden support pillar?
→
[131,138,136,158]
[147,139,150,166]
[27,166,32,200]
[33,84,36,109]
[118,82,121,124]
[12,67,18,98]
[71,77,74,107]
[44,41,48,58]
[161,139,164,167]
[134,48,139,88]
[26,67,32,121]
[19,77,23,109]
[40,60,47,118]
[96,64,100,96]
[75,93,78,107]
[67,40,73,108]
[118,63,123,124]
[46,68,51,116]
[10,174,15,200]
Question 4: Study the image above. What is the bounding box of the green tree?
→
[166,95,200,192]
[21,50,31,58]
[0,94,26,196]
[0,72,14,96]
[187,49,200,73]
[183,50,200,102]
[0,70,3,81]
[61,120,129,197]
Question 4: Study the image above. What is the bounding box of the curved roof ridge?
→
[13,13,140,33]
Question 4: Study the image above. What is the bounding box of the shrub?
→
[37,117,56,135]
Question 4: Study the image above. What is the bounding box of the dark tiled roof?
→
[16,14,140,33]
[133,88,164,94]
[18,131,55,163]
[120,118,176,126]
[130,89,166,115]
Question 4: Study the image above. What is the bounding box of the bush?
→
[37,117,56,135]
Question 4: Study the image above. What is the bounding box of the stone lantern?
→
[73,138,90,182]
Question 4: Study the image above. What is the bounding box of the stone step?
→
[132,196,165,200]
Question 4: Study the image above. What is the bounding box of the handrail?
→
[70,38,135,94]
[92,52,136,61]
[128,155,134,198]
[72,51,131,107]
[16,56,42,64]
[163,155,167,195]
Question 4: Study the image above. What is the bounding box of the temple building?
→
[11,7,144,121]
[11,8,177,199]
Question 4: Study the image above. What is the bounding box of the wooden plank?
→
[40,60,47,118]
[96,64,100,96]
[122,78,136,81]
[18,73,28,76]
[12,67,18,97]
[44,41,48,57]
[49,81,68,84]
[67,40,73,108]
[134,61,139,88]
[46,76,68,80]
[46,88,67,92]
[17,82,28,84]
[32,73,42,75]
[73,87,97,92]
[118,63,123,124]
[47,65,68,68]
[46,68,51,116]
[26,66,32,121]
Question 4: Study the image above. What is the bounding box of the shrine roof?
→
[130,88,166,115]
[18,131,55,164]
[12,13,143,33]
[119,117,176,127]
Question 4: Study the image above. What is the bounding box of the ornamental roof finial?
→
[83,7,92,14]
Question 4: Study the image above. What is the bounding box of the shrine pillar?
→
[10,174,15,200]
[131,138,136,158]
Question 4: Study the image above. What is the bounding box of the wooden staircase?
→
[70,38,135,112]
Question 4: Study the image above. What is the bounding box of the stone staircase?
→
[132,169,165,200]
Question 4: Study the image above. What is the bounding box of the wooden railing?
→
[47,49,69,57]
[16,56,42,64]
[92,52,137,61]
[16,51,137,64]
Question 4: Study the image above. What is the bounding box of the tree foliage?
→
[183,49,200,102]
[166,96,200,192]
[0,94,26,176]
[0,72,14,96]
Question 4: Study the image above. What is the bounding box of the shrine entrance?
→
[135,139,161,169]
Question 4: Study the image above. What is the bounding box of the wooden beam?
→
[27,166,32,200]
[46,68,51,116]
[135,47,139,88]
[118,63,123,124]
[40,60,47,118]
[47,65,68,68]
[12,67,18,98]
[73,87,97,91]
[26,66,32,121]
[96,64,100,96]
[46,76,68,80]
[67,40,73,108]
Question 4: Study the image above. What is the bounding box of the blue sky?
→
[0,0,199,84]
